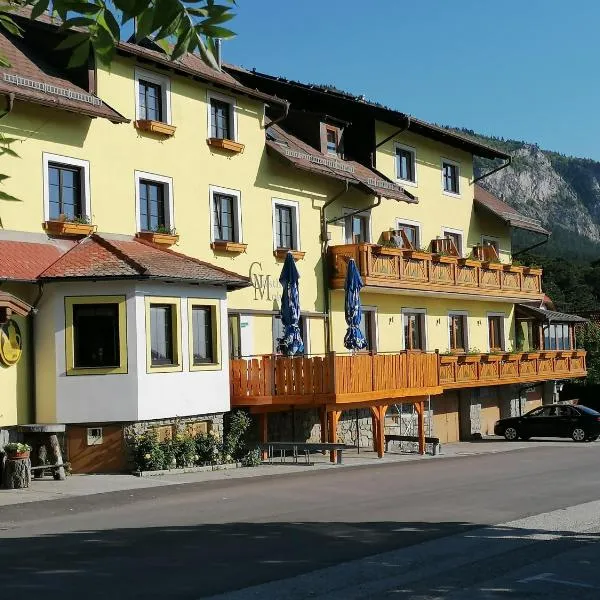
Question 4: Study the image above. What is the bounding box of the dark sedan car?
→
[494,404,600,442]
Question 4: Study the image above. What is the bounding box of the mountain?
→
[454,129,600,262]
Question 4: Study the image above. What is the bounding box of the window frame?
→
[448,311,469,353]
[543,322,573,351]
[343,208,371,244]
[134,171,174,234]
[401,307,427,351]
[134,67,172,124]
[394,142,418,186]
[207,90,237,141]
[145,297,182,373]
[441,158,461,196]
[272,198,300,251]
[65,295,128,376]
[487,312,506,352]
[209,185,242,243]
[359,306,378,352]
[395,218,421,249]
[442,226,464,257]
[43,153,91,223]
[188,298,221,371]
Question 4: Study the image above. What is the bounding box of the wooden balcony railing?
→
[439,350,587,389]
[328,244,543,299]
[230,352,442,407]
[230,350,586,408]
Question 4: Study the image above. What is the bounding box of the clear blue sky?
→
[224,0,600,160]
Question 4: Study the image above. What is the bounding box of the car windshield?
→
[575,405,600,416]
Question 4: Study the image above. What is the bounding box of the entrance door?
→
[433,393,460,443]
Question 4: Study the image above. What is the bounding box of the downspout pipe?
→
[262,100,290,130]
[320,182,350,353]
[28,283,44,424]
[371,116,411,168]
[472,156,512,184]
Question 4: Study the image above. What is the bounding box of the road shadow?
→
[0,519,598,599]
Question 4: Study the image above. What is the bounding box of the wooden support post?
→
[328,410,340,463]
[416,401,426,455]
[376,405,387,458]
[370,406,379,452]
[319,406,327,444]
[259,413,268,461]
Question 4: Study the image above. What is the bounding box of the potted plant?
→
[136,226,179,246]
[3,442,31,460]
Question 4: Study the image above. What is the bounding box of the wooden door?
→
[67,424,127,474]
[433,393,460,443]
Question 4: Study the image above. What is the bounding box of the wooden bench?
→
[259,442,351,465]
[29,463,69,480]
[385,434,441,456]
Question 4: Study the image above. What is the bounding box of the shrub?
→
[223,410,252,461]
[127,429,166,471]
[172,433,196,467]
[194,431,222,464]
[241,448,262,467]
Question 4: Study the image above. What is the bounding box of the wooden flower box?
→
[274,248,305,261]
[483,354,503,362]
[403,249,430,260]
[458,354,481,363]
[136,231,179,246]
[574,350,586,357]
[207,137,245,153]
[482,261,504,270]
[440,355,459,364]
[523,352,541,359]
[431,254,457,264]
[211,241,248,254]
[523,266,543,275]
[43,220,94,237]
[457,258,481,267]
[134,120,176,136]
[504,353,523,361]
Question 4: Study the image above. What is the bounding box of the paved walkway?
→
[0,437,585,507]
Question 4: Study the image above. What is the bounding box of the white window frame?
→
[271,198,300,251]
[43,152,91,222]
[486,311,506,352]
[441,226,464,257]
[394,142,418,187]
[134,67,172,124]
[448,310,469,351]
[134,171,174,233]
[395,218,422,248]
[207,90,238,141]
[401,307,427,351]
[343,208,371,244]
[210,185,243,243]
[441,158,461,197]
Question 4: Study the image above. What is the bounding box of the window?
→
[210,186,242,244]
[449,312,468,352]
[544,323,572,350]
[272,199,300,251]
[517,319,536,351]
[326,127,338,155]
[403,310,426,351]
[228,314,242,359]
[482,236,500,256]
[189,300,221,369]
[442,161,460,194]
[345,214,369,244]
[273,315,308,354]
[395,220,420,249]
[210,98,232,139]
[488,314,505,352]
[65,296,127,376]
[146,298,181,372]
[359,308,377,351]
[135,68,171,124]
[138,79,163,121]
[135,171,173,234]
[139,180,167,232]
[43,154,91,223]
[443,229,463,256]
[395,145,416,183]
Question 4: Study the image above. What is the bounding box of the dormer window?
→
[321,123,342,156]
[326,127,338,155]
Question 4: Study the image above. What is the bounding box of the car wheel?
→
[571,427,587,442]
[504,427,518,441]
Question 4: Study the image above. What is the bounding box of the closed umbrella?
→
[277,251,304,356]
[344,258,367,351]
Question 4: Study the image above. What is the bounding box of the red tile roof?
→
[474,184,550,236]
[0,240,65,281]
[0,28,128,123]
[39,235,250,289]
[267,124,416,204]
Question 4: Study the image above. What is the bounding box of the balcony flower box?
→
[207,137,245,153]
[440,355,459,364]
[483,354,503,362]
[523,351,541,359]
[457,257,481,267]
[274,248,305,261]
[431,253,457,264]
[504,353,523,361]
[211,240,247,254]
[403,249,430,260]
[574,350,586,357]
[44,220,94,237]
[134,119,176,136]
[458,354,481,363]
[503,264,523,273]
[522,266,542,275]
[136,231,179,246]
[482,261,504,271]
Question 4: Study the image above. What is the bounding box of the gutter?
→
[26,283,44,425]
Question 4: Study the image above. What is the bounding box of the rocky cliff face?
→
[458,130,600,260]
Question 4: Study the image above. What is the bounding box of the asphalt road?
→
[1,444,600,599]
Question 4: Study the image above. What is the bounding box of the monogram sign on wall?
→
[0,319,23,366]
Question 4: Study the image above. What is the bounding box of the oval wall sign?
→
[0,319,23,366]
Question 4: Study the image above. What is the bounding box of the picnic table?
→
[259,442,352,465]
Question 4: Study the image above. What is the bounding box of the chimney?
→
[215,39,222,70]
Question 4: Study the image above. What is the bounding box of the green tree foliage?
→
[575,323,600,385]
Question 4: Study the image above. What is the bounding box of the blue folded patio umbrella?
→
[344,258,367,351]
[277,251,304,356]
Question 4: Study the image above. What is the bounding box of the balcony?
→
[328,243,543,301]
[230,350,586,408]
